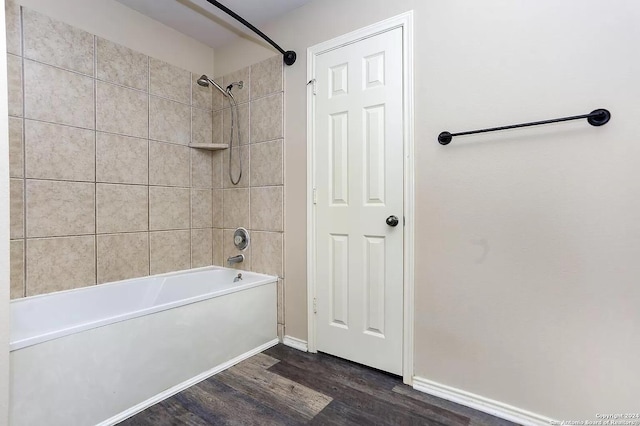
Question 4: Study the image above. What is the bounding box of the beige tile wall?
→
[6,2,285,319]
[218,54,286,338]
[7,2,284,329]
[7,4,210,297]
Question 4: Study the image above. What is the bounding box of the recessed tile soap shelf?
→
[189,143,229,150]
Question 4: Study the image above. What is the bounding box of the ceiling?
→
[116,0,312,48]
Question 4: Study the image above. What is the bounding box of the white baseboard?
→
[412,376,555,426]
[282,335,308,352]
[98,338,280,426]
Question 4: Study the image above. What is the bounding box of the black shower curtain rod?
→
[205,0,297,66]
[438,108,611,145]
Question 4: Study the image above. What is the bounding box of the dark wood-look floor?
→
[119,344,518,426]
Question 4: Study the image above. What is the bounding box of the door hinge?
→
[403,216,406,226]
[313,188,317,204]
[307,78,317,95]
[313,297,317,314]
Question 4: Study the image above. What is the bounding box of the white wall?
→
[214,0,640,419]
[15,0,214,74]
[0,0,10,421]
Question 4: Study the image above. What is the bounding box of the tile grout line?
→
[19,4,26,297]
[25,230,156,240]
[16,117,149,145]
[94,34,98,286]
[12,105,255,148]
[205,83,214,266]
[147,54,151,277]
[280,62,286,287]
[21,56,203,109]
[211,83,215,266]
[19,176,197,189]
[248,89,252,255]
[8,114,219,149]
[189,73,194,268]
[281,61,286,332]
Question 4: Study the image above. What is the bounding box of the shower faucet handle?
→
[233,228,250,250]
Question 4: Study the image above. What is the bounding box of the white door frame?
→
[306,11,415,385]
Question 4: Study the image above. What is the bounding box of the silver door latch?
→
[307,78,317,95]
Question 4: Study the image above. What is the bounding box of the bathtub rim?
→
[10,266,277,352]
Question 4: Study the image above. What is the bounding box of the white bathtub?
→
[9,266,278,426]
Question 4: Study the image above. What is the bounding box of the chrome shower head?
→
[197,75,210,87]
[196,74,228,98]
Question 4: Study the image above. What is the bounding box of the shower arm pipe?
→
[204,0,297,65]
[208,77,230,98]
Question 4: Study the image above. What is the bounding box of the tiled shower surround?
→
[6,2,285,331]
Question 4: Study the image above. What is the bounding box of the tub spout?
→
[227,254,244,265]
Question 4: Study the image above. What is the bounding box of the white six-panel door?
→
[313,27,404,375]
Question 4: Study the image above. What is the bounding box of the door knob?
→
[386,215,399,227]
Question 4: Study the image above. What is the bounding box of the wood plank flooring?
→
[119,344,518,426]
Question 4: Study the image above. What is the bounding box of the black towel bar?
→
[438,109,611,145]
